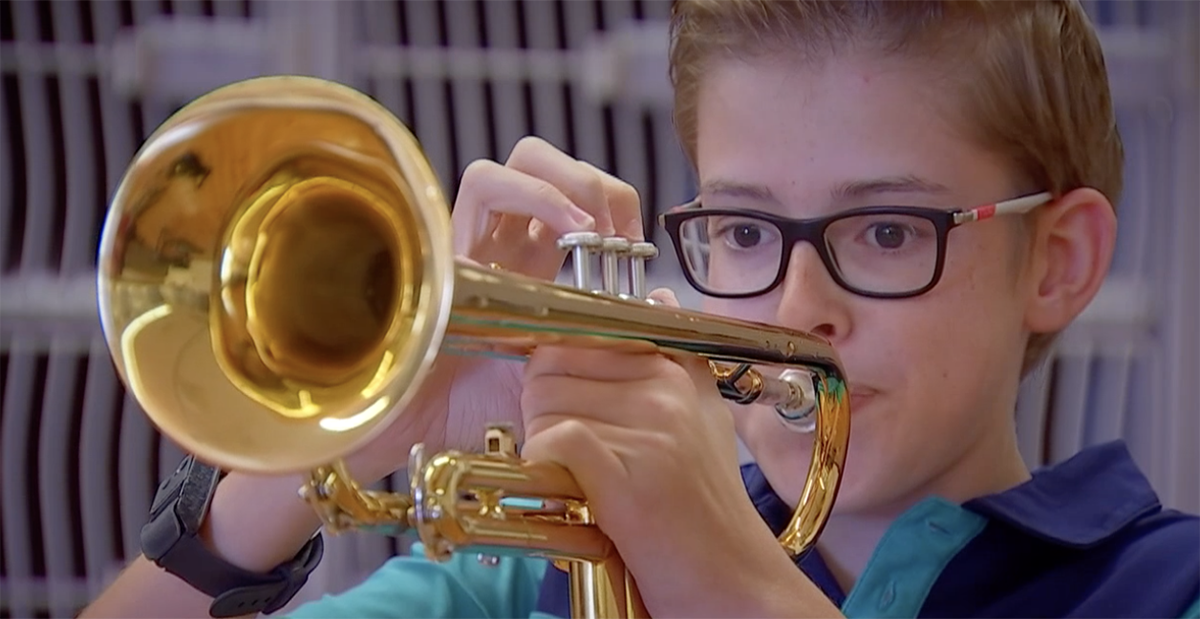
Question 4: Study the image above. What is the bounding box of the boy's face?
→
[693,54,1036,514]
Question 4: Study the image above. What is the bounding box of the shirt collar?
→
[742,440,1162,550]
[963,440,1162,548]
[742,463,797,538]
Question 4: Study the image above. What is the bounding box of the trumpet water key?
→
[96,75,851,618]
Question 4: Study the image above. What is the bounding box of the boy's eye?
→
[869,222,911,249]
[851,218,928,251]
[713,220,775,249]
[731,224,762,248]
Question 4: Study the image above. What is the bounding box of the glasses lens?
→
[824,213,939,294]
[676,214,784,295]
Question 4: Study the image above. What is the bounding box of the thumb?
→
[647,287,681,308]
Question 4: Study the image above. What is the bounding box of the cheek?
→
[731,404,783,455]
[865,255,1025,415]
[937,255,1026,354]
[702,296,778,322]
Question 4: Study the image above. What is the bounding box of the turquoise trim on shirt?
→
[285,542,548,619]
[1181,596,1200,619]
[841,497,987,619]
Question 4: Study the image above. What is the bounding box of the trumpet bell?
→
[97,76,456,473]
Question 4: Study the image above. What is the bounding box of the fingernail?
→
[647,287,680,307]
[573,211,596,230]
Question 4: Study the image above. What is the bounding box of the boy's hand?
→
[349,137,643,482]
[518,289,821,617]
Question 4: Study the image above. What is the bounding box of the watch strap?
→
[141,455,325,618]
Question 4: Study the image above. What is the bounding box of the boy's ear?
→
[1023,187,1118,334]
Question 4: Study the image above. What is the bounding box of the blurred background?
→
[0,0,1196,617]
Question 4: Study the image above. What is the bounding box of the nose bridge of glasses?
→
[780,237,840,290]
[767,214,839,285]
[776,213,835,256]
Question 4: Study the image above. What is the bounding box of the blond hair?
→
[668,0,1124,374]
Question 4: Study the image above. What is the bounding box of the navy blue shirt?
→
[535,440,1200,618]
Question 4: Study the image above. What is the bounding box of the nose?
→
[774,244,851,341]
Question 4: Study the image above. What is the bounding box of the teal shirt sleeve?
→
[285,543,549,619]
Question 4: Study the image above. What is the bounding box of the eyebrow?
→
[699,174,951,208]
[699,179,780,204]
[830,175,952,202]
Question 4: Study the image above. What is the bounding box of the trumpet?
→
[96,75,850,618]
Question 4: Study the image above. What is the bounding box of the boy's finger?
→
[504,137,618,238]
[647,287,681,308]
[518,415,632,517]
[578,161,644,242]
[452,158,595,254]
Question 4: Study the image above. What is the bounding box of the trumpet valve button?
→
[556,231,603,251]
[600,236,632,253]
[628,242,659,259]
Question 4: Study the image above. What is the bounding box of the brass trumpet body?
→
[97,76,850,618]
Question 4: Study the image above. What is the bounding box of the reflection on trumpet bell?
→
[96,75,851,619]
[222,172,412,408]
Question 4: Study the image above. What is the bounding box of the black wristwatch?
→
[142,454,324,618]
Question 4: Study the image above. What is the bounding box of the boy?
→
[81,1,1198,618]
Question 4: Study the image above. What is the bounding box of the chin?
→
[742,403,905,515]
[758,417,888,515]
[829,435,933,517]
[827,467,887,515]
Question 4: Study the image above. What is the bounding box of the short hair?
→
[668,0,1124,374]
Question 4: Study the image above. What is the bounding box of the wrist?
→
[202,471,324,573]
[707,502,843,618]
[747,560,844,619]
[732,537,844,619]
[141,456,325,617]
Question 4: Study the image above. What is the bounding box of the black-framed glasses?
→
[659,191,1053,299]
